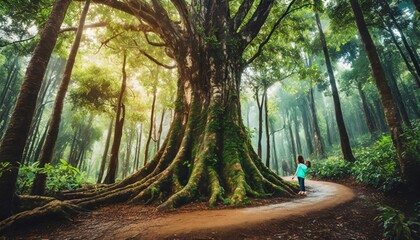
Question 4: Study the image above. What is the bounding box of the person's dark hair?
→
[305,160,311,168]
[297,155,304,164]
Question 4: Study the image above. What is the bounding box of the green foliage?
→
[352,136,401,192]
[0,162,11,177]
[17,160,88,194]
[375,204,420,240]
[309,156,351,179]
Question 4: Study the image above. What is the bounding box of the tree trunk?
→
[270,123,280,175]
[307,85,324,157]
[123,124,134,179]
[156,109,166,150]
[32,0,91,195]
[97,117,114,183]
[350,0,420,190]
[387,24,420,88]
[256,88,264,158]
[104,51,127,184]
[0,0,71,220]
[299,101,314,155]
[315,9,355,162]
[134,123,143,170]
[292,110,302,155]
[382,0,420,87]
[400,82,420,118]
[356,81,377,138]
[383,59,412,128]
[264,89,270,167]
[144,85,157,166]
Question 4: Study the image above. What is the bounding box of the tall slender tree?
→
[314,0,355,162]
[0,0,72,220]
[32,0,91,195]
[350,0,420,190]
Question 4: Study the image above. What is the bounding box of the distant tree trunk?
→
[387,25,420,88]
[156,109,166,150]
[307,85,324,157]
[382,0,420,87]
[255,88,264,158]
[97,117,114,183]
[32,0,91,195]
[315,9,355,162]
[0,0,71,220]
[264,89,270,167]
[292,111,302,155]
[287,117,296,162]
[383,59,412,128]
[245,103,250,129]
[134,123,143,170]
[32,118,51,163]
[123,124,134,178]
[356,81,377,138]
[0,57,19,108]
[400,82,420,118]
[350,0,420,190]
[299,102,314,155]
[325,116,332,146]
[144,86,157,166]
[104,51,127,184]
[270,125,279,175]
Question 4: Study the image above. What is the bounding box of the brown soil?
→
[3,178,391,239]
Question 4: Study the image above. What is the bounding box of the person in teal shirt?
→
[292,155,309,195]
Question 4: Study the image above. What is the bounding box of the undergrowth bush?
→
[17,159,88,195]
[309,156,351,179]
[376,203,420,240]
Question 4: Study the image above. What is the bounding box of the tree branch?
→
[239,0,274,48]
[133,40,176,69]
[231,0,254,31]
[245,0,302,65]
[0,36,36,48]
[144,32,166,47]
[59,22,108,33]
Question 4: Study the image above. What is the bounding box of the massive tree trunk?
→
[350,0,420,190]
[315,9,355,162]
[0,0,298,229]
[103,51,127,184]
[0,0,71,220]
[32,0,91,195]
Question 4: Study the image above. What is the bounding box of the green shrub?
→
[17,159,88,194]
[353,135,401,192]
[376,203,420,240]
[309,156,351,179]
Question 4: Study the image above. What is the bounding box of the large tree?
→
[0,0,299,226]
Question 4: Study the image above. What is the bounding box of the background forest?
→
[0,0,419,238]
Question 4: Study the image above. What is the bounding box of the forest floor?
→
[4,177,414,240]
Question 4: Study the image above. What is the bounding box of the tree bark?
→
[299,101,314,155]
[144,84,157,166]
[32,0,91,195]
[256,88,264,158]
[307,85,324,157]
[350,0,420,190]
[97,117,114,183]
[104,51,127,184]
[315,9,355,162]
[264,89,270,167]
[356,81,377,138]
[0,0,71,220]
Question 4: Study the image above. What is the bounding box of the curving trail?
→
[114,178,355,239]
[13,178,355,239]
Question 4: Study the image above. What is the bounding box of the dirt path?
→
[128,178,355,239]
[12,178,356,239]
